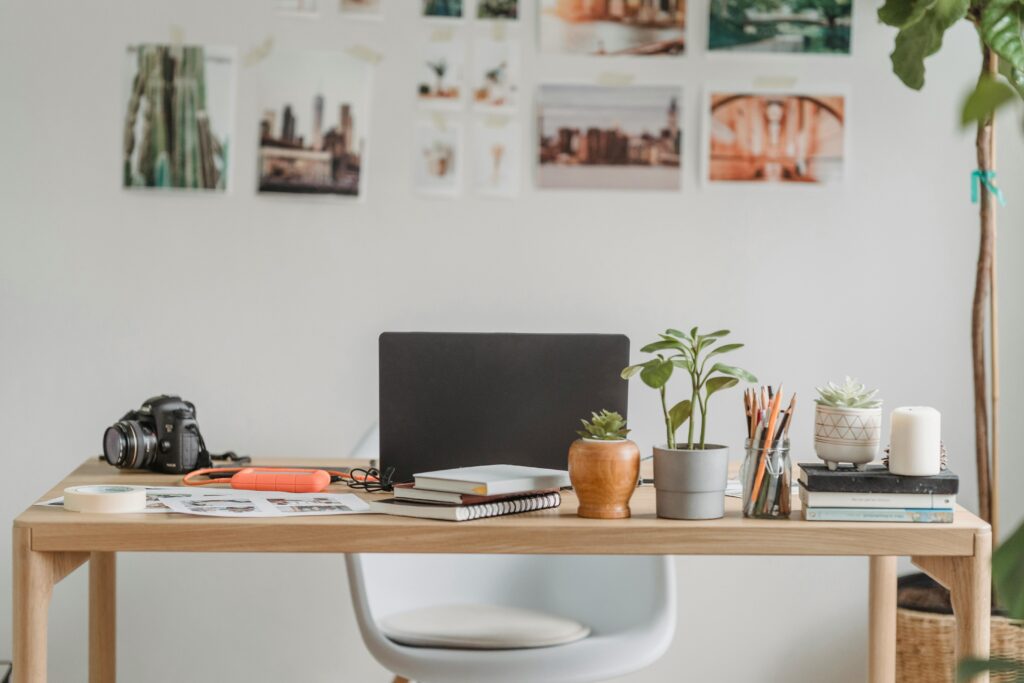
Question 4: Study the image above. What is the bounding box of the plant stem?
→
[687,385,697,449]
[971,47,997,527]
[660,385,674,449]
[699,392,708,449]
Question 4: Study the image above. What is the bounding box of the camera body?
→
[103,395,207,473]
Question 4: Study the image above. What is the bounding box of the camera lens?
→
[103,421,157,469]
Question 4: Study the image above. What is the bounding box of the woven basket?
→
[897,607,1024,682]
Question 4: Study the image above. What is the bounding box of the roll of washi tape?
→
[63,485,147,513]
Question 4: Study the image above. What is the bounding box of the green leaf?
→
[640,359,674,389]
[707,343,744,358]
[668,399,692,433]
[961,74,1018,125]
[704,329,731,338]
[689,326,699,339]
[671,357,694,371]
[710,363,758,383]
[1000,60,1024,100]
[957,657,1024,681]
[640,340,687,353]
[981,0,1024,73]
[994,520,1024,619]
[620,364,644,379]
[665,328,688,339]
[705,376,740,397]
[890,0,970,89]
[879,0,935,27]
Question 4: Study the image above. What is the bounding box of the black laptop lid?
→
[379,332,630,483]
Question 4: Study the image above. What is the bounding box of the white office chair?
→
[346,424,677,683]
[345,553,675,683]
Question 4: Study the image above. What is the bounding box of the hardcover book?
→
[798,482,956,509]
[797,463,958,495]
[412,464,570,496]
[802,507,954,523]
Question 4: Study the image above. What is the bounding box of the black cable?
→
[345,466,396,493]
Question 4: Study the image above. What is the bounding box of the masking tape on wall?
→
[64,485,147,513]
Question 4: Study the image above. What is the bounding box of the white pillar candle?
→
[888,407,942,476]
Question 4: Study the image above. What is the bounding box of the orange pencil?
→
[748,388,783,513]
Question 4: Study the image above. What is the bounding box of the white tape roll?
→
[64,485,147,513]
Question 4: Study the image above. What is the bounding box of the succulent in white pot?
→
[814,377,883,471]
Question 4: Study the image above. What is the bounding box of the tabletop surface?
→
[14,458,989,557]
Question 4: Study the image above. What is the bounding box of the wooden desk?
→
[13,458,992,683]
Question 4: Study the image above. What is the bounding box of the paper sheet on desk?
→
[159,491,370,517]
[36,486,371,517]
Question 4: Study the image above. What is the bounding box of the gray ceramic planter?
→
[653,444,729,520]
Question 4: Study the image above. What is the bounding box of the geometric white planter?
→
[813,404,882,471]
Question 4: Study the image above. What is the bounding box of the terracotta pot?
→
[567,438,641,519]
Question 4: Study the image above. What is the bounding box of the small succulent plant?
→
[577,410,630,441]
[815,377,882,409]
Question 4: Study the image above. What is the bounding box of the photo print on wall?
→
[705,90,846,184]
[478,0,518,19]
[414,118,462,196]
[423,0,463,18]
[472,115,521,196]
[122,44,236,191]
[539,0,686,56]
[472,35,520,110]
[255,50,373,197]
[418,36,466,108]
[537,84,682,191]
[708,0,852,54]
[340,0,383,17]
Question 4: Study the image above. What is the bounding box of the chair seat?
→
[379,604,591,650]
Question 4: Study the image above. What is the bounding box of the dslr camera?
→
[103,395,208,473]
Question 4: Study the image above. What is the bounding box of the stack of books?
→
[798,463,958,523]
[369,464,569,522]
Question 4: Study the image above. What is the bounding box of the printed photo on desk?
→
[414,118,462,196]
[708,0,852,54]
[255,50,372,197]
[122,44,235,191]
[539,0,686,56]
[537,84,682,191]
[704,89,846,185]
[418,35,466,108]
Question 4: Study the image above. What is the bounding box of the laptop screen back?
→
[379,332,630,483]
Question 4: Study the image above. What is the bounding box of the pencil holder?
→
[740,438,792,519]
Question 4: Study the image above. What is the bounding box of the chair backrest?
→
[347,553,673,633]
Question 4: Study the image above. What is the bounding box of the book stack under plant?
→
[797,463,958,523]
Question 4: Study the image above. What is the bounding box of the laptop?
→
[379,332,630,483]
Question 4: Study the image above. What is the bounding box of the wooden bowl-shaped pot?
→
[568,438,641,519]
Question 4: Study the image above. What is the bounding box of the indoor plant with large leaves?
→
[622,328,757,520]
[879,0,1023,677]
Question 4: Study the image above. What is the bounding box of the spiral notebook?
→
[368,492,562,522]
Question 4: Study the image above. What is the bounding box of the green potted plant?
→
[622,327,757,520]
[813,377,883,471]
[567,410,641,519]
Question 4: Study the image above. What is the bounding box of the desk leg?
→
[89,552,116,683]
[913,530,993,683]
[12,526,87,683]
[868,556,897,683]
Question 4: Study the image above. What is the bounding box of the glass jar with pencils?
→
[740,438,792,519]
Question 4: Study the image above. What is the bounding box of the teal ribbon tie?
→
[971,170,1006,206]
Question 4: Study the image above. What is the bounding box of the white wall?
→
[1,0,1021,681]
